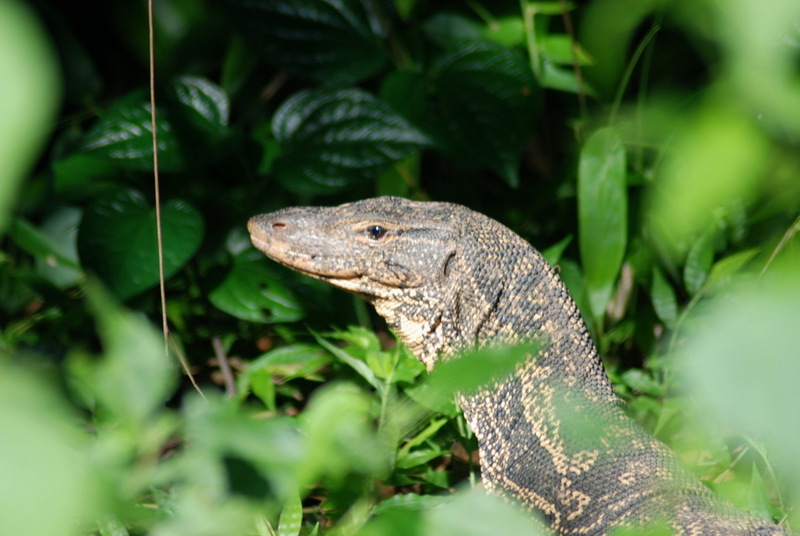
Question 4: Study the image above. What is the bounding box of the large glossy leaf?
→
[270,87,431,195]
[77,189,204,300]
[426,40,539,187]
[578,127,627,323]
[220,0,388,85]
[80,76,231,171]
[209,249,305,323]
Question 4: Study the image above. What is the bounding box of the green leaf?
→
[427,40,539,187]
[277,490,303,536]
[541,234,573,266]
[527,1,572,16]
[271,87,430,195]
[650,267,678,329]
[540,34,593,66]
[396,448,445,469]
[221,0,388,85]
[84,280,176,425]
[678,268,800,486]
[683,229,715,296]
[0,1,60,234]
[80,76,230,172]
[34,207,83,288]
[0,367,97,536]
[312,330,382,392]
[415,342,540,410]
[397,417,449,460]
[423,487,547,536]
[650,102,768,258]
[620,368,665,398]
[298,383,389,487]
[8,215,81,273]
[423,13,483,48]
[578,127,627,323]
[704,249,759,293]
[77,189,204,300]
[209,249,305,324]
[240,344,332,407]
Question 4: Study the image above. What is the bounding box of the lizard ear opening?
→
[443,252,456,278]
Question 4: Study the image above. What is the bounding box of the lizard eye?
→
[366,225,387,240]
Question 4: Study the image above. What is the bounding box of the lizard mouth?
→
[249,233,362,281]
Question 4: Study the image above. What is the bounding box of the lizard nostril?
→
[272,222,287,229]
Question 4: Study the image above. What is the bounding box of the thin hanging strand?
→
[148,0,204,398]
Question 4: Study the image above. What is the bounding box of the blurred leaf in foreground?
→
[0,367,98,536]
[677,264,800,487]
[0,1,60,233]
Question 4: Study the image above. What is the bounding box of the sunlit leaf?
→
[0,1,60,234]
[84,280,176,426]
[0,367,97,536]
[277,490,303,536]
[578,127,627,323]
[678,268,800,485]
[650,102,768,258]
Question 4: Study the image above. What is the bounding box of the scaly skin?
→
[248,196,790,536]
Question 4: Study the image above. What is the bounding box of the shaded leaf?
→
[221,0,387,85]
[80,76,230,171]
[541,234,573,266]
[271,87,431,195]
[210,249,305,323]
[426,40,539,187]
[77,189,204,300]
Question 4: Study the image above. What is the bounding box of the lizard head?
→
[248,197,466,364]
[248,196,460,298]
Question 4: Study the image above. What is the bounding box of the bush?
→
[1,0,798,534]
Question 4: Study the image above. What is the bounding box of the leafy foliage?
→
[1,0,799,535]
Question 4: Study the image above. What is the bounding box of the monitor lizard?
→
[248,196,790,536]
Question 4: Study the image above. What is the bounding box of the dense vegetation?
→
[1,0,798,535]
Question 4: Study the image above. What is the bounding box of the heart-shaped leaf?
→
[220,0,388,85]
[209,249,305,323]
[80,76,231,171]
[270,87,431,195]
[425,40,539,187]
[77,189,204,300]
